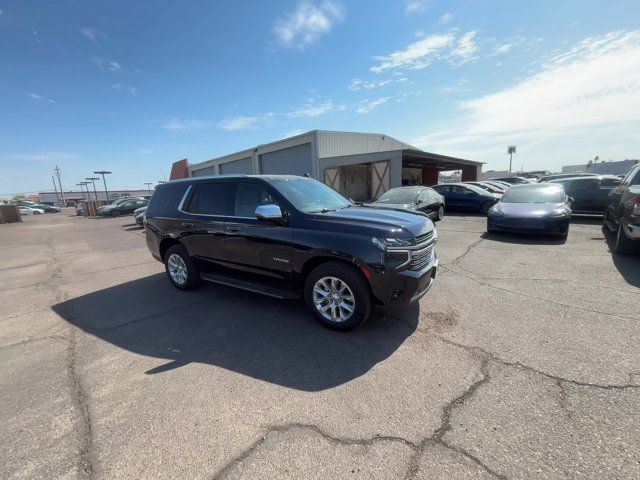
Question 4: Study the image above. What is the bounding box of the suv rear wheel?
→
[164,244,201,290]
[304,262,373,331]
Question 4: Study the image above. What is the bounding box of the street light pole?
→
[144,182,153,193]
[54,165,66,206]
[80,182,92,201]
[94,171,112,201]
[85,177,100,200]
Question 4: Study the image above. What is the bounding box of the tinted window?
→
[376,189,419,204]
[627,166,640,186]
[233,182,278,217]
[187,182,233,215]
[599,178,620,188]
[146,183,189,217]
[501,186,565,203]
[433,185,449,193]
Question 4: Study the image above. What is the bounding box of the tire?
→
[164,244,201,290]
[435,205,445,222]
[614,220,637,255]
[481,202,492,215]
[486,219,494,233]
[304,261,373,331]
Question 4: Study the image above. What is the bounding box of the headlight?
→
[551,208,570,217]
[372,237,413,251]
[490,205,504,216]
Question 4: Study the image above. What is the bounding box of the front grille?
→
[413,231,434,246]
[409,244,434,271]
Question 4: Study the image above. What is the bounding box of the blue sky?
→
[1,0,640,194]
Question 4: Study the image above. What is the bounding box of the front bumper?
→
[369,254,439,310]
[488,215,569,235]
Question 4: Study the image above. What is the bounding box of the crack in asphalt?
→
[441,264,640,322]
[442,237,485,267]
[436,335,640,390]
[44,240,96,479]
[211,358,506,480]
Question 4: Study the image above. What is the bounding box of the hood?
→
[494,202,568,217]
[314,205,433,238]
[368,202,417,211]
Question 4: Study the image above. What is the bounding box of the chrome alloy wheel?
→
[437,205,444,220]
[167,253,188,285]
[312,276,355,323]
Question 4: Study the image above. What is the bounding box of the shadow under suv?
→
[144,175,438,330]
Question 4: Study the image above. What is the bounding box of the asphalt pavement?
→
[1,210,639,479]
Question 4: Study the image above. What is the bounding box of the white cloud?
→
[28,93,56,104]
[489,36,526,56]
[163,118,213,132]
[285,129,306,137]
[450,31,478,64]
[370,33,455,73]
[273,1,344,49]
[348,79,391,91]
[217,116,260,131]
[93,56,121,71]
[438,12,454,24]
[287,100,334,117]
[356,97,390,114]
[79,27,106,42]
[404,0,428,14]
[413,30,640,170]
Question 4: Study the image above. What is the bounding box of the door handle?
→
[182,222,194,228]
[226,225,242,232]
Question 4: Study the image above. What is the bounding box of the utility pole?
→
[144,182,153,193]
[86,177,100,200]
[80,182,92,201]
[54,165,66,206]
[76,183,87,201]
[94,171,112,201]
[52,175,60,203]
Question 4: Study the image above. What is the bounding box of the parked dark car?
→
[491,176,532,185]
[538,172,598,183]
[431,183,500,214]
[134,206,147,226]
[487,183,571,237]
[144,175,439,331]
[548,175,620,214]
[369,186,445,221]
[483,180,511,191]
[603,164,640,254]
[99,198,148,216]
[30,203,61,213]
[463,181,505,195]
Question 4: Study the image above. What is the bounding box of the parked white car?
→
[19,206,45,215]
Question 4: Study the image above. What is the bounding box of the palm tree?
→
[507,145,517,173]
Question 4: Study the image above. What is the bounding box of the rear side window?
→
[186,182,233,215]
[146,183,189,217]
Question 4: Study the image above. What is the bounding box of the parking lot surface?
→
[1,211,639,479]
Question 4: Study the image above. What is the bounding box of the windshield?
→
[270,178,352,213]
[375,189,419,204]
[501,186,565,203]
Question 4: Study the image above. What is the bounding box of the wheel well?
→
[299,256,370,287]
[159,238,182,261]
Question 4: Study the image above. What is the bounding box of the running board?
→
[200,272,301,300]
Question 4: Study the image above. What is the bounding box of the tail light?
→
[632,195,640,218]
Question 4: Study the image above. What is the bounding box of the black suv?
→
[145,175,438,330]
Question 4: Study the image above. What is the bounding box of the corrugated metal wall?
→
[259,143,312,175]
[191,165,218,177]
[219,157,254,175]
[317,132,413,159]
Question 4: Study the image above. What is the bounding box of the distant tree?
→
[507,145,517,173]
[12,194,25,202]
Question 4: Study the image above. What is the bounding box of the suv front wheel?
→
[304,261,373,331]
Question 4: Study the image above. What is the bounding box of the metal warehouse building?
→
[187,130,482,201]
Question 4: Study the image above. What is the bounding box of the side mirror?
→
[255,204,282,221]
